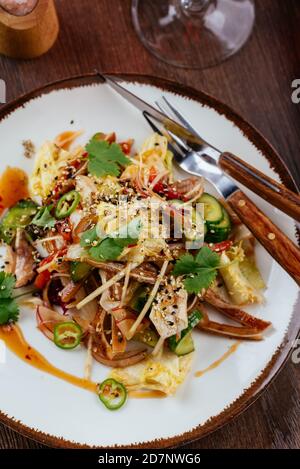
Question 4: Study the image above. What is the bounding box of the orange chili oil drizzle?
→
[0,325,165,399]
[0,325,97,393]
[128,390,166,399]
[0,167,29,214]
[195,341,241,378]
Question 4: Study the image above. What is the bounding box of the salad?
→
[0,130,270,410]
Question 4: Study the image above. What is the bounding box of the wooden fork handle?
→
[226,190,300,286]
[219,152,300,222]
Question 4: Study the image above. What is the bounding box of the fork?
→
[144,97,300,286]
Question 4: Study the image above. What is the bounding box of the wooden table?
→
[0,0,299,449]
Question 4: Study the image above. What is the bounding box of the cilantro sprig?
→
[173,246,220,294]
[0,272,19,325]
[86,138,131,177]
[80,218,141,261]
[80,227,137,261]
[89,237,137,261]
[31,205,56,229]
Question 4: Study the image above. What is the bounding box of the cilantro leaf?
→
[0,272,16,299]
[195,246,220,268]
[173,246,220,294]
[80,226,98,248]
[184,270,218,294]
[0,273,19,325]
[86,139,131,177]
[31,205,56,229]
[0,298,19,325]
[89,237,137,261]
[172,254,199,276]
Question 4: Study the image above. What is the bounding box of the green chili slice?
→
[98,378,127,410]
[55,190,81,219]
[53,322,82,349]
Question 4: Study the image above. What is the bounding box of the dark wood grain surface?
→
[220,152,300,222]
[0,0,299,449]
[227,189,300,286]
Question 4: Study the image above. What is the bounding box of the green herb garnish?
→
[80,226,98,248]
[173,246,220,294]
[0,273,19,325]
[81,218,141,261]
[31,205,56,229]
[89,237,137,261]
[86,138,131,177]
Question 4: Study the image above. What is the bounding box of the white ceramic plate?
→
[0,74,299,448]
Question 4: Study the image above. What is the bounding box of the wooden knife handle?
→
[227,190,300,286]
[219,152,300,222]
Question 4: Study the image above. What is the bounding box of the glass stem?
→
[180,0,212,14]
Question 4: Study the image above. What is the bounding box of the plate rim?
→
[0,72,299,449]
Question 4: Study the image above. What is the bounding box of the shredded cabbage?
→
[219,247,264,305]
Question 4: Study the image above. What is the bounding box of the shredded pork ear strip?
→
[204,289,271,331]
[76,263,140,310]
[128,260,169,339]
[198,321,263,341]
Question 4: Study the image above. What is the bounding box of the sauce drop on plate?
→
[0,167,29,214]
[129,390,166,399]
[195,341,241,378]
[0,325,97,393]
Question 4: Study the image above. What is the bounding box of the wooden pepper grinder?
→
[0,0,59,59]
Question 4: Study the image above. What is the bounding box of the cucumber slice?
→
[169,332,195,356]
[205,207,231,243]
[168,310,202,356]
[70,261,91,282]
[198,193,223,225]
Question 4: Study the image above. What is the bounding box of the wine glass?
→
[132,0,255,69]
